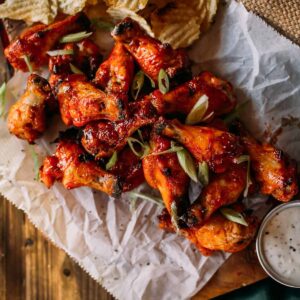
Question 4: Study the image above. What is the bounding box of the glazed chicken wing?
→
[5,13,90,72]
[94,42,134,94]
[57,77,127,127]
[40,139,121,197]
[49,39,102,80]
[145,71,236,118]
[158,208,258,255]
[110,146,145,192]
[112,18,190,83]
[143,133,190,225]
[81,100,157,158]
[234,122,298,202]
[7,74,54,143]
[157,118,244,173]
[182,164,247,228]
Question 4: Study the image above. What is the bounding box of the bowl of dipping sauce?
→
[256,201,300,288]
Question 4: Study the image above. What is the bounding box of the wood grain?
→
[0,195,267,300]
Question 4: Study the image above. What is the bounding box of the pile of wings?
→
[4,13,298,255]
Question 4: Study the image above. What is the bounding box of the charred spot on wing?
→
[117,98,128,120]
[112,18,134,36]
[154,118,167,135]
[162,167,172,177]
[78,152,95,163]
[54,127,82,143]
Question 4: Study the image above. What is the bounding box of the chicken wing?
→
[7,74,54,143]
[110,146,144,192]
[40,139,121,197]
[157,118,244,173]
[4,13,90,72]
[81,99,157,158]
[143,133,190,224]
[57,77,127,126]
[112,18,190,83]
[234,122,298,202]
[49,39,102,80]
[182,164,247,228]
[145,71,236,118]
[94,42,134,95]
[158,207,258,255]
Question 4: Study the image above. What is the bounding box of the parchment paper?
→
[1,1,300,299]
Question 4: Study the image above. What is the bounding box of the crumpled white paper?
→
[1,1,300,299]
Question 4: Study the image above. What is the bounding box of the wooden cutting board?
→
[0,197,267,300]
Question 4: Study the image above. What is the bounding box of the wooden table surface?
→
[0,196,267,300]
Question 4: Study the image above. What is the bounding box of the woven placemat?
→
[240,0,300,45]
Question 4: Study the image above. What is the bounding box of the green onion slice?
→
[91,19,114,31]
[23,55,33,73]
[60,31,93,43]
[185,94,209,125]
[131,70,144,100]
[128,191,164,207]
[177,149,198,182]
[158,69,169,94]
[127,137,150,158]
[106,151,118,170]
[0,82,6,117]
[150,141,183,156]
[198,161,209,186]
[30,145,40,181]
[137,129,144,143]
[47,49,74,56]
[220,207,248,226]
[69,63,84,75]
[234,155,252,197]
[145,73,155,88]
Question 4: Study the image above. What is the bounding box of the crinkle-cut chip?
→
[0,0,57,24]
[153,18,200,49]
[58,0,87,15]
[150,1,203,48]
[104,0,149,12]
[201,0,219,32]
[107,7,154,37]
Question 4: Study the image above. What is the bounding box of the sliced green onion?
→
[47,49,74,56]
[131,70,144,100]
[60,31,93,43]
[23,55,33,73]
[145,73,155,88]
[30,145,40,181]
[150,142,183,156]
[171,202,180,231]
[198,161,209,186]
[202,111,214,122]
[220,207,248,226]
[234,155,252,197]
[106,151,118,170]
[185,94,209,125]
[223,100,249,124]
[128,192,164,207]
[91,18,114,31]
[69,63,84,75]
[0,82,6,117]
[177,149,198,182]
[158,69,169,94]
[127,137,150,158]
[137,129,144,143]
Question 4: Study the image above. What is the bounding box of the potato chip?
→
[107,7,154,37]
[104,0,149,12]
[58,0,87,15]
[200,0,219,32]
[0,0,58,24]
[149,0,219,48]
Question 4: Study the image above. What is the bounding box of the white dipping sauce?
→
[262,207,300,286]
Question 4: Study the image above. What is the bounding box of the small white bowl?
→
[256,200,300,288]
